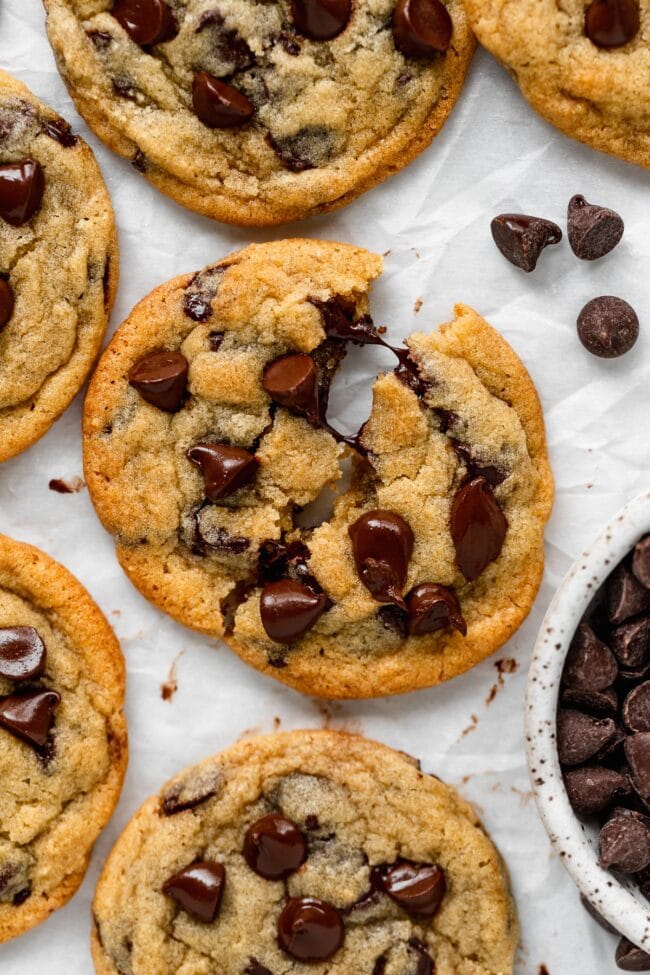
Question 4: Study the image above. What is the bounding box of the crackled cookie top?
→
[44,0,474,225]
[0,70,117,462]
[92,730,518,975]
[83,238,553,699]
[0,535,126,943]
[463,0,650,168]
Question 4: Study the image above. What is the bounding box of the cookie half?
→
[0,70,118,463]
[44,0,475,225]
[0,534,127,943]
[92,729,518,974]
[463,0,650,168]
[83,238,553,699]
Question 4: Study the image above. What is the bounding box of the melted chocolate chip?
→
[291,0,352,40]
[577,296,639,358]
[568,194,624,261]
[599,808,650,873]
[557,709,618,766]
[132,149,146,172]
[187,443,259,500]
[451,441,507,488]
[563,623,618,692]
[625,684,650,733]
[243,814,307,880]
[196,10,255,72]
[564,766,631,816]
[0,277,14,330]
[112,77,140,101]
[162,860,225,923]
[585,0,640,48]
[277,897,344,963]
[609,565,650,624]
[262,354,319,422]
[112,0,178,46]
[279,30,301,54]
[311,297,382,346]
[392,0,452,58]
[377,604,408,636]
[192,71,254,128]
[0,160,45,227]
[267,126,335,172]
[245,962,273,975]
[491,213,562,272]
[348,510,414,609]
[161,767,222,815]
[128,350,188,412]
[409,937,434,975]
[88,30,114,49]
[183,266,225,322]
[44,117,78,147]
[616,937,650,971]
[0,689,60,749]
[378,860,446,917]
[394,351,429,398]
[450,477,507,582]
[194,514,249,554]
[633,537,650,590]
[405,583,466,637]
[209,331,225,351]
[260,580,328,643]
[0,627,46,681]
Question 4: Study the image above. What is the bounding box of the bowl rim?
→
[526,490,650,951]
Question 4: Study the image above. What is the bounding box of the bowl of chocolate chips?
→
[527,491,650,970]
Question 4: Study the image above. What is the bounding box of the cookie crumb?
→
[161,652,184,702]
[413,298,423,314]
[485,658,519,704]
[461,714,479,737]
[48,476,85,494]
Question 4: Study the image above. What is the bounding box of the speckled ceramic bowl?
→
[526,490,650,950]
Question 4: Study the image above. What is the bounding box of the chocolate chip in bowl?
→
[527,492,650,965]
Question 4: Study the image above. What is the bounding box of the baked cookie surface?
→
[83,238,553,699]
[44,0,475,225]
[463,0,650,168]
[92,730,518,975]
[0,535,127,943]
[0,70,118,462]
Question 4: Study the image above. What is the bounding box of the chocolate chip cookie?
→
[44,0,475,225]
[92,729,518,974]
[0,534,127,943]
[83,238,553,699]
[0,70,118,462]
[462,0,650,168]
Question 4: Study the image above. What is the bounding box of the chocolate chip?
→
[557,709,618,766]
[563,623,618,691]
[192,71,254,128]
[567,194,624,261]
[348,510,414,608]
[562,685,619,718]
[277,897,344,963]
[392,0,452,57]
[609,565,650,625]
[451,441,508,488]
[279,30,301,54]
[626,734,650,799]
[394,352,428,398]
[245,962,273,975]
[243,814,307,880]
[112,0,178,46]
[187,443,259,501]
[0,278,14,330]
[132,149,146,172]
[0,627,46,681]
[405,583,466,637]
[311,297,382,345]
[616,937,650,971]
[183,266,224,322]
[408,937,434,975]
[378,860,446,917]
[450,476,507,582]
[209,331,225,351]
[161,766,222,815]
[162,860,225,923]
[490,213,562,272]
[577,296,639,358]
[88,29,114,49]
[260,580,328,644]
[585,0,640,48]
[624,684,650,733]
[0,160,45,227]
[267,126,335,172]
[128,350,188,413]
[112,77,140,101]
[44,117,78,148]
[633,538,650,590]
[262,354,319,422]
[196,10,255,72]
[194,515,249,554]
[612,618,650,668]
[599,808,650,873]
[564,766,631,816]
[290,0,351,40]
[0,689,60,749]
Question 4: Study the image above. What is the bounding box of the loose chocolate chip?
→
[562,685,619,718]
[624,683,650,733]
[0,278,14,330]
[262,354,319,422]
[128,350,188,412]
[0,627,46,681]
[392,0,452,57]
[626,734,650,799]
[557,709,618,766]
[277,897,344,963]
[379,860,446,917]
[291,0,351,40]
[633,538,650,590]
[609,566,650,625]
[599,808,650,873]
[450,477,507,582]
[580,894,620,934]
[267,126,335,172]
[0,160,45,227]
[577,296,639,358]
[585,0,640,48]
[564,766,631,816]
[612,618,650,669]
[567,194,624,261]
[112,0,178,46]
[187,443,259,501]
[563,623,618,691]
[0,689,60,749]
[260,580,328,644]
[405,583,466,637]
[162,860,225,923]
[616,937,650,971]
[246,962,273,975]
[243,814,308,880]
[348,510,414,608]
[196,11,255,72]
[192,71,254,128]
[44,118,78,148]
[490,213,562,272]
[451,441,508,489]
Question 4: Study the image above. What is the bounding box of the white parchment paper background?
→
[2,3,650,972]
